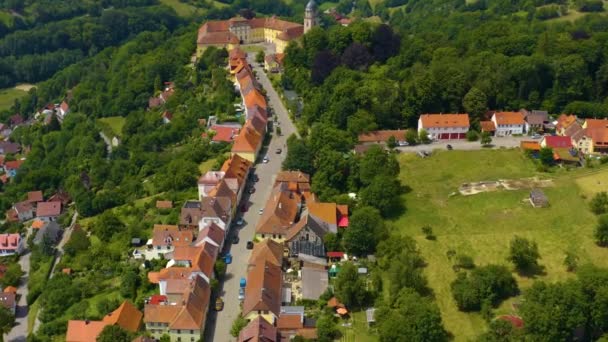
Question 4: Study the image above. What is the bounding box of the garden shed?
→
[529,189,548,208]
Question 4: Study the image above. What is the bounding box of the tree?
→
[317,312,340,342]
[323,233,341,251]
[64,226,90,256]
[405,129,418,145]
[120,268,139,299]
[386,135,397,149]
[520,281,587,341]
[359,175,402,217]
[371,24,400,63]
[418,129,430,144]
[343,206,385,256]
[97,325,131,342]
[282,135,314,175]
[451,265,518,312]
[463,87,488,120]
[230,315,247,337]
[539,147,554,166]
[478,319,520,342]
[595,214,608,246]
[311,50,339,85]
[377,288,448,342]
[341,43,372,71]
[334,262,367,308]
[358,145,399,186]
[0,306,14,339]
[480,131,492,146]
[421,226,435,240]
[466,130,478,141]
[214,260,226,280]
[590,192,608,215]
[507,236,541,272]
[0,263,22,288]
[255,50,265,64]
[564,250,578,272]
[93,212,125,242]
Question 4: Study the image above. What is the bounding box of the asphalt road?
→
[204,47,297,342]
[396,136,531,152]
[5,229,32,342]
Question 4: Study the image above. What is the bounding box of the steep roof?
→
[244,90,267,110]
[556,114,577,131]
[243,261,282,318]
[543,136,572,148]
[585,118,608,129]
[274,171,310,184]
[210,124,241,143]
[493,111,525,125]
[419,114,470,128]
[249,239,284,268]
[195,222,226,247]
[27,191,43,203]
[307,201,337,226]
[238,316,278,342]
[208,179,237,205]
[256,187,301,235]
[200,196,231,222]
[198,171,225,186]
[66,320,107,342]
[102,301,143,332]
[525,110,549,125]
[232,122,263,153]
[221,154,252,187]
[36,201,61,217]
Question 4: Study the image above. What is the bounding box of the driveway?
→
[204,46,298,342]
[396,136,531,152]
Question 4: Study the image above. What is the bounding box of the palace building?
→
[196,1,319,55]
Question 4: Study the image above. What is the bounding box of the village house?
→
[36,201,62,222]
[221,154,253,203]
[231,120,264,162]
[274,171,311,194]
[0,141,20,155]
[197,196,232,231]
[66,301,143,342]
[255,186,302,242]
[583,118,608,154]
[491,111,526,136]
[0,234,24,256]
[194,222,226,250]
[264,53,285,73]
[205,123,241,143]
[207,180,238,214]
[541,136,572,149]
[0,292,15,315]
[277,306,318,340]
[48,189,71,207]
[522,109,549,132]
[145,276,211,342]
[147,225,194,259]
[555,114,578,136]
[156,200,173,210]
[197,171,225,199]
[4,160,24,177]
[248,238,284,269]
[417,113,470,140]
[242,260,283,324]
[238,316,278,342]
[167,241,218,282]
[357,130,406,145]
[13,201,34,221]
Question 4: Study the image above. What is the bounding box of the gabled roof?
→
[585,118,608,129]
[156,200,173,209]
[564,122,584,139]
[307,201,337,227]
[238,316,278,342]
[198,171,225,186]
[543,136,572,148]
[232,122,263,153]
[195,222,226,247]
[151,225,193,247]
[480,121,496,132]
[524,110,549,125]
[256,187,301,235]
[200,196,231,222]
[419,114,470,128]
[14,200,33,213]
[229,47,247,59]
[556,114,577,132]
[36,201,61,217]
[244,90,267,110]
[243,261,282,318]
[249,239,284,268]
[180,201,203,226]
[27,191,43,203]
[208,179,237,204]
[586,127,608,144]
[249,114,267,135]
[102,301,143,332]
[210,124,241,143]
[221,154,252,187]
[358,130,405,143]
[66,320,107,342]
[274,171,310,185]
[493,111,525,125]
[4,160,23,170]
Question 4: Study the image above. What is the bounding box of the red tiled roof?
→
[238,316,278,342]
[420,114,470,128]
[327,251,344,258]
[358,130,405,143]
[102,301,143,332]
[27,191,43,203]
[543,136,572,148]
[66,320,107,342]
[209,124,241,143]
[36,201,61,217]
[493,111,525,125]
[4,160,23,170]
[480,121,496,132]
[520,141,541,151]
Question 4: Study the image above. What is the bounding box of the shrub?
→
[451,265,518,311]
[466,130,479,141]
[590,192,608,215]
[455,254,475,269]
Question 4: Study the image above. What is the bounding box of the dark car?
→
[248,187,255,194]
[253,174,259,182]
[447,144,453,150]
[246,241,254,249]
[240,204,248,212]
[233,235,240,244]
[276,148,282,154]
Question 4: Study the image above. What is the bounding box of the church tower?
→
[304,0,318,34]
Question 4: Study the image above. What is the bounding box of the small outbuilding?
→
[529,189,548,208]
[366,308,376,326]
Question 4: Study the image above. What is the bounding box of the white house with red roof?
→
[0,234,24,256]
[491,111,526,136]
[36,201,62,222]
[418,114,470,140]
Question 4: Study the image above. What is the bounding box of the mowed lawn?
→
[97,116,125,138]
[392,149,608,341]
[0,87,27,110]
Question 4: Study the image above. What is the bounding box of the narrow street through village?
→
[204,46,298,342]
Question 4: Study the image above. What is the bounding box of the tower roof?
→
[306,0,317,11]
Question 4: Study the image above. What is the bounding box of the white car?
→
[398,141,409,147]
[258,209,264,215]
[262,156,269,163]
[532,134,542,139]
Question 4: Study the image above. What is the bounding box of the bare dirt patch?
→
[14,83,35,91]
[459,177,554,195]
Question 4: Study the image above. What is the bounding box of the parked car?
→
[447,144,453,150]
[258,208,264,215]
[246,241,254,249]
[236,218,244,226]
[276,148,282,154]
[398,141,409,147]
[240,277,247,288]
[262,156,269,163]
[248,187,255,194]
[238,287,245,301]
[233,235,239,244]
[252,174,259,182]
[532,134,542,139]
[224,253,232,264]
[215,297,224,311]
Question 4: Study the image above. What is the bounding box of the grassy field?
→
[0,87,27,111]
[160,0,199,17]
[97,116,126,138]
[391,149,608,341]
[338,311,378,342]
[199,157,217,174]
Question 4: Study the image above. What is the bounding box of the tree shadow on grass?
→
[515,264,546,278]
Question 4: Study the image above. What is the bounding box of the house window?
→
[177,330,181,334]
[261,234,265,238]
[191,330,194,334]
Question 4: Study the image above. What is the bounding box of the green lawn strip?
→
[199,157,217,174]
[0,87,27,111]
[337,311,378,342]
[27,300,40,335]
[97,116,126,139]
[391,150,608,340]
[159,0,199,17]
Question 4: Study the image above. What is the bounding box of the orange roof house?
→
[255,186,301,237]
[27,191,43,203]
[480,121,496,132]
[3,286,16,294]
[231,121,263,161]
[31,220,45,229]
[242,261,282,320]
[248,238,284,268]
[221,154,252,188]
[556,114,577,135]
[102,301,143,332]
[66,320,107,342]
[520,141,541,151]
[493,112,525,125]
[418,114,470,129]
[358,130,406,144]
[244,90,267,110]
[156,200,173,209]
